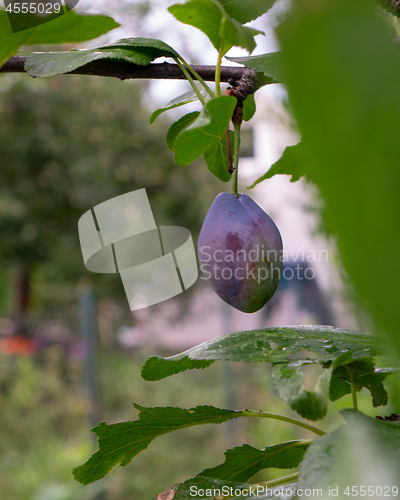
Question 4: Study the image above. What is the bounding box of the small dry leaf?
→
[157,487,176,500]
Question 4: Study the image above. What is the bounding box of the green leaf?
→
[150,90,206,124]
[248,142,308,188]
[329,360,396,407]
[219,13,264,55]
[166,112,200,152]
[25,37,178,78]
[168,0,263,54]
[218,0,277,23]
[73,405,241,485]
[226,52,284,87]
[298,409,400,493]
[242,93,256,122]
[200,441,310,482]
[277,0,400,360]
[203,130,234,182]
[141,325,383,381]
[140,355,213,382]
[272,363,332,421]
[0,10,119,67]
[174,95,236,165]
[156,476,249,500]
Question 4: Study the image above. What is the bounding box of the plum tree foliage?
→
[1,0,400,497]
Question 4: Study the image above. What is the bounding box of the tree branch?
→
[0,56,265,84]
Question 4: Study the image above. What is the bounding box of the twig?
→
[0,56,267,84]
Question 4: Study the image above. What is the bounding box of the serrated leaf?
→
[201,441,310,482]
[272,363,332,421]
[140,355,213,382]
[25,37,178,78]
[218,0,277,23]
[219,13,264,55]
[166,112,200,152]
[226,52,284,87]
[174,95,236,165]
[73,405,241,485]
[203,130,234,181]
[329,360,397,407]
[155,476,249,500]
[298,410,400,493]
[248,142,308,188]
[141,325,383,381]
[243,93,256,122]
[150,90,206,124]
[0,10,119,67]
[168,0,263,55]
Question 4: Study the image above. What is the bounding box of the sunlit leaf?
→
[166,112,200,152]
[169,0,263,54]
[203,130,234,181]
[218,0,277,24]
[0,9,119,67]
[150,90,206,123]
[25,38,178,77]
[173,95,236,165]
[141,325,383,381]
[248,142,307,188]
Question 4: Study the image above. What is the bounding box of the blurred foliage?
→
[0,73,221,311]
[0,346,307,500]
[277,0,400,365]
[0,344,391,499]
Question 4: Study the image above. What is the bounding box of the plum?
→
[198,192,283,313]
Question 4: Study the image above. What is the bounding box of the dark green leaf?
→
[73,404,241,485]
[201,441,310,482]
[298,409,400,493]
[140,355,213,381]
[242,93,256,122]
[248,142,308,188]
[218,0,277,23]
[0,10,119,66]
[203,130,234,182]
[277,0,400,360]
[166,112,200,152]
[141,325,383,381]
[168,0,263,54]
[155,476,249,500]
[25,37,178,78]
[329,360,396,407]
[150,91,206,124]
[226,52,284,87]
[174,95,236,165]
[272,363,331,420]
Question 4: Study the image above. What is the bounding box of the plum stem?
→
[232,121,241,196]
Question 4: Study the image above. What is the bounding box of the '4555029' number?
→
[6,3,62,14]
[344,486,398,497]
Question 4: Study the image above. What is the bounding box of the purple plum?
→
[198,192,283,313]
